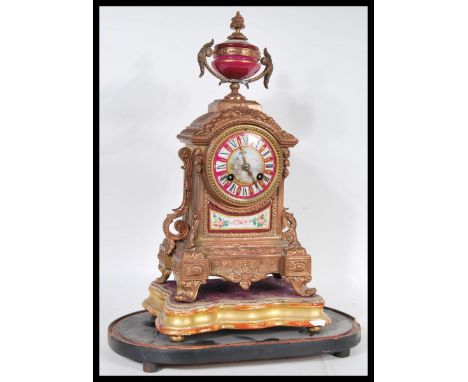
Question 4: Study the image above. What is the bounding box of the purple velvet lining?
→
[163,277,313,303]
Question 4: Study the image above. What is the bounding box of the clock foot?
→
[285,276,316,297]
[272,273,282,279]
[174,280,206,302]
[169,335,185,343]
[307,326,321,334]
[143,362,160,373]
[331,349,350,358]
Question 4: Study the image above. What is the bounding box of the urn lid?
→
[213,12,260,59]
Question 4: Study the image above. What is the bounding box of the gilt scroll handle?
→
[162,147,199,256]
[245,48,273,89]
[197,39,231,83]
[282,208,301,247]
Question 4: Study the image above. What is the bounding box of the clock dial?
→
[207,125,282,205]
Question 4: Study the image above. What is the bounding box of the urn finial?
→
[228,11,247,40]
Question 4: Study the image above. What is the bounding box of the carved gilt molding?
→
[210,257,280,290]
[191,107,298,147]
[283,148,290,178]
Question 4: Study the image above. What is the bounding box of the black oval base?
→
[108,307,361,373]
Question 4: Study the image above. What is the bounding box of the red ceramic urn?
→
[212,40,261,80]
[211,12,261,80]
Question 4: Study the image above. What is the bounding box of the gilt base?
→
[142,276,331,337]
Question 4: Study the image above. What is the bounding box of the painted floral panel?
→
[209,206,271,231]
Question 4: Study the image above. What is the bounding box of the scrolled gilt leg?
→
[175,280,206,302]
[285,276,317,297]
[155,267,172,284]
[155,242,173,284]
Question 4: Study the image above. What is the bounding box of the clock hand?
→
[239,149,257,185]
[245,167,257,185]
[239,148,248,166]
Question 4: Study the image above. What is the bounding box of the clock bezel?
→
[205,124,283,207]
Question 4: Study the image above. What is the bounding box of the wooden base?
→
[143,276,331,337]
[108,307,361,373]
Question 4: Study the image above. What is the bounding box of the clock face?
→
[207,125,283,206]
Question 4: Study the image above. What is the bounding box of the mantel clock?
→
[146,12,317,306]
[109,12,361,371]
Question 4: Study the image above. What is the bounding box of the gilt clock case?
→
[143,101,317,304]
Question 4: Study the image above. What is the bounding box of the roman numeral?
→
[218,147,230,159]
[219,174,228,185]
[215,161,226,171]
[227,138,239,150]
[241,134,249,146]
[263,174,271,183]
[253,182,262,193]
[261,149,271,158]
[228,183,237,194]
[265,162,274,169]
[240,186,249,196]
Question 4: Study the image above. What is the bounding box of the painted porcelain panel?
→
[209,206,271,232]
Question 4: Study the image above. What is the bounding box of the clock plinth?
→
[143,276,330,339]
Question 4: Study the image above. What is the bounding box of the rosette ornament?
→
[197,11,273,100]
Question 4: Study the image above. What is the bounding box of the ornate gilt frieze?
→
[190,107,298,147]
[202,245,281,257]
[177,107,298,148]
[210,256,280,290]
